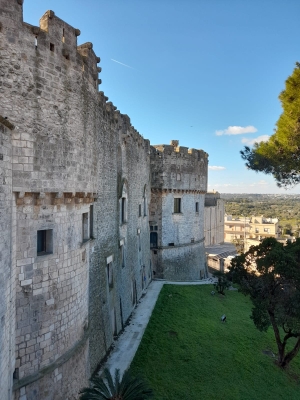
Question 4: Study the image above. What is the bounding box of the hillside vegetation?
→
[223,194,300,235]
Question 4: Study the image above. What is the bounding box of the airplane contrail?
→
[111,58,135,69]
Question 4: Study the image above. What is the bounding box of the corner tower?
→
[150,140,208,280]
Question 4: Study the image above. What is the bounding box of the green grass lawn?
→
[129,285,300,400]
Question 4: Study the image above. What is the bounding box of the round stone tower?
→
[149,140,208,281]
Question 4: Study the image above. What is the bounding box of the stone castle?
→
[0,1,208,399]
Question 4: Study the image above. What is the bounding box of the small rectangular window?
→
[139,204,142,217]
[82,212,89,242]
[138,233,141,252]
[50,43,55,52]
[150,232,158,249]
[176,173,181,181]
[120,245,125,268]
[107,262,113,288]
[154,226,158,231]
[168,242,175,246]
[150,226,153,231]
[174,198,181,213]
[90,205,94,238]
[37,229,53,255]
[121,198,126,223]
[195,202,199,212]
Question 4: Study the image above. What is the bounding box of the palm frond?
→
[79,367,153,400]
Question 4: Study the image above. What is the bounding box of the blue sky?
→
[23,0,300,194]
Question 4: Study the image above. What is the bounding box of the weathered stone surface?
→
[0,2,209,399]
[149,143,208,280]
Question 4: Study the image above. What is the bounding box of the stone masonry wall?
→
[0,2,99,398]
[88,104,151,374]
[149,141,208,280]
[0,1,209,398]
[0,120,16,400]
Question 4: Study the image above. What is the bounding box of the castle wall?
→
[0,120,16,400]
[0,2,99,398]
[150,142,208,280]
[0,1,210,398]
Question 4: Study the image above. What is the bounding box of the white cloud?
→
[241,135,270,146]
[208,166,226,170]
[216,125,257,136]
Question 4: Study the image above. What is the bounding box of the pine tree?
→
[241,62,300,187]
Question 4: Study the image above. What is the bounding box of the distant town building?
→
[224,215,280,251]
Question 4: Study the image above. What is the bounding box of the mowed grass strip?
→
[129,285,300,400]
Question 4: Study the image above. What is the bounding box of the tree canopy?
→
[229,237,300,368]
[240,62,300,187]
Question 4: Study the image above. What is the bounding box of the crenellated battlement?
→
[151,141,208,161]
[97,92,150,149]
[0,2,101,91]
[150,141,208,192]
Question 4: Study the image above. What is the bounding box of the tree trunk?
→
[268,310,285,364]
[279,337,300,368]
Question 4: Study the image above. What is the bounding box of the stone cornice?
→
[13,191,97,206]
[151,188,206,194]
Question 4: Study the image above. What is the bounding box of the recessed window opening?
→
[174,198,181,213]
[150,232,158,249]
[139,204,142,217]
[62,28,65,43]
[138,233,141,252]
[13,368,19,380]
[120,245,125,268]
[35,35,37,49]
[168,242,175,246]
[121,197,126,223]
[82,212,89,242]
[107,261,113,289]
[90,205,94,238]
[37,229,53,255]
[195,202,199,212]
[143,187,147,216]
[50,43,54,52]
[176,173,181,181]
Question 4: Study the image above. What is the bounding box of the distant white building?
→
[224,214,280,250]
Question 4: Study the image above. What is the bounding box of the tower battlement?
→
[0,2,101,91]
[151,140,208,161]
[150,141,208,192]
